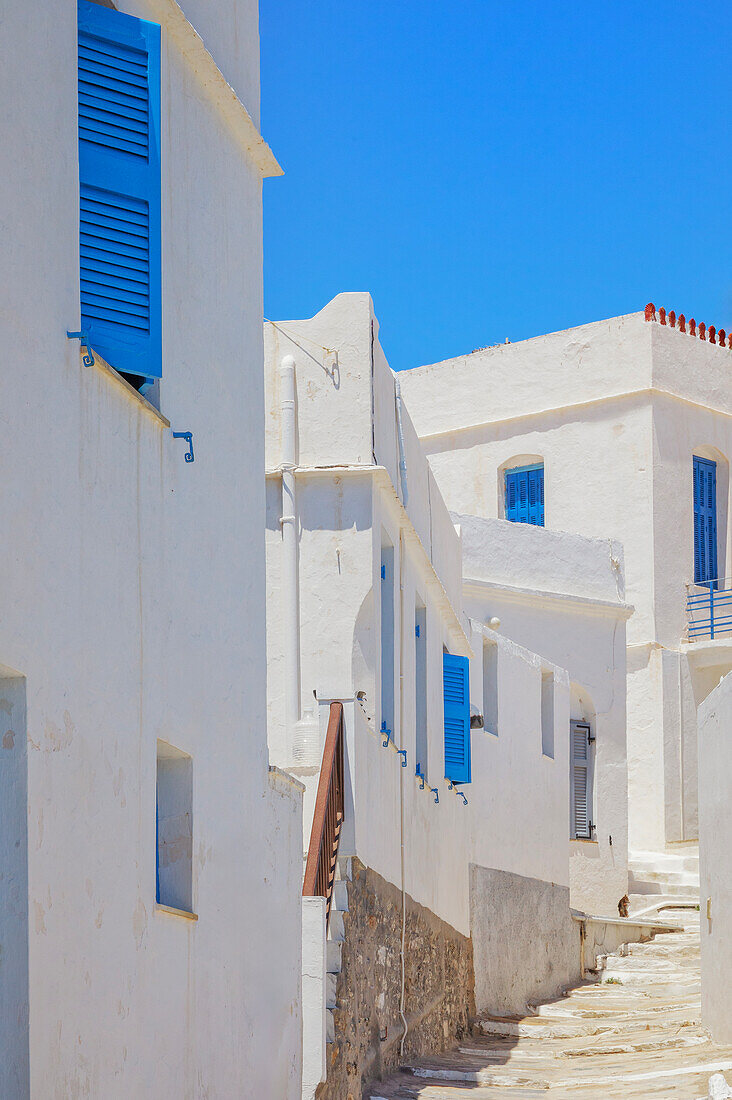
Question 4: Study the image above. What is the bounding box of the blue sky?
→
[260,1,732,372]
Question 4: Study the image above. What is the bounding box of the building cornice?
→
[419,385,732,448]
[132,0,282,177]
[463,575,634,620]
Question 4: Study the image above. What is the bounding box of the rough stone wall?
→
[317,858,475,1100]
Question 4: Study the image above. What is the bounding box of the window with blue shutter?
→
[77,1,162,379]
[570,721,593,839]
[693,456,717,586]
[505,464,544,526]
[443,653,471,784]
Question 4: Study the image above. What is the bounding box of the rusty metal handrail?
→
[302,701,344,924]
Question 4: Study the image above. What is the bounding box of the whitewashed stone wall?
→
[0,2,301,1096]
[699,671,732,1044]
[400,311,732,853]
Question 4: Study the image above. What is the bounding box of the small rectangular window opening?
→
[541,671,554,758]
[156,742,193,912]
[415,602,427,779]
[505,463,545,527]
[380,537,395,739]
[482,638,499,736]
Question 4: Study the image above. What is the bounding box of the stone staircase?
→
[371,908,732,1098]
[628,845,700,918]
[325,859,350,1043]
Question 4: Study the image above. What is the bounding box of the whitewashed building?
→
[699,670,732,1044]
[0,2,303,1097]
[400,307,732,882]
[263,292,612,1099]
[455,514,631,915]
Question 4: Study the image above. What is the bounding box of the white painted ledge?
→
[74,346,171,428]
[463,575,634,619]
[268,764,306,796]
[155,902,198,921]
[130,0,281,177]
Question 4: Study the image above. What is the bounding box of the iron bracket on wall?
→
[416,764,426,790]
[67,330,95,367]
[430,787,439,804]
[397,748,407,768]
[381,722,392,749]
[172,430,195,463]
[447,780,468,806]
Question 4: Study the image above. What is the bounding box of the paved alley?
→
[372,909,732,1099]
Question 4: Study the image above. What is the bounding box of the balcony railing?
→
[686,579,732,640]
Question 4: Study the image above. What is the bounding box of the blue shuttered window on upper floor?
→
[505,464,544,526]
[693,456,717,585]
[443,653,471,784]
[77,0,162,379]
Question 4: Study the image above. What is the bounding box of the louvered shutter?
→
[505,469,519,520]
[527,467,544,526]
[77,0,161,378]
[571,721,592,839]
[505,465,544,526]
[693,456,717,586]
[443,653,471,784]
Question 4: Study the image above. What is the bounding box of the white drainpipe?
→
[280,355,302,763]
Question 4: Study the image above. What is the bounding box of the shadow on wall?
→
[352,588,375,727]
[0,670,29,1099]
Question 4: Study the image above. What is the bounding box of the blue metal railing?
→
[686,579,732,640]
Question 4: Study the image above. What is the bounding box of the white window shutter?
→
[571,721,592,839]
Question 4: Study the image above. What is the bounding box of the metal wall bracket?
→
[430,787,439,804]
[416,764,426,790]
[448,780,468,806]
[172,430,195,463]
[67,330,95,367]
[397,748,407,768]
[381,722,392,749]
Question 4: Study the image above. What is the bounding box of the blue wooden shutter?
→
[505,464,544,526]
[443,653,471,783]
[77,0,161,378]
[693,456,717,585]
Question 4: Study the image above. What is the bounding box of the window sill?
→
[571,838,599,846]
[155,902,198,921]
[75,346,170,429]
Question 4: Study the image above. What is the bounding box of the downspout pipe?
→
[280,354,301,761]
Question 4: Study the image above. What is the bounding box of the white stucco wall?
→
[400,312,732,853]
[0,3,300,1097]
[264,294,571,943]
[698,671,732,1044]
[456,515,630,915]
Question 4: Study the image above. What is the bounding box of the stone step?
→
[332,879,349,912]
[629,848,699,874]
[629,877,701,896]
[596,953,700,973]
[327,909,345,943]
[478,1014,617,1040]
[326,938,342,974]
[629,869,700,889]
